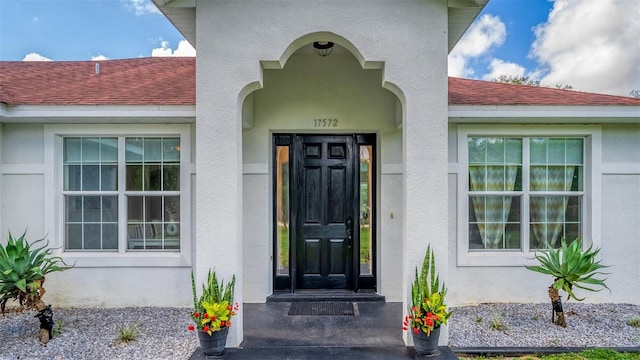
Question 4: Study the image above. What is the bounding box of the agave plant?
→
[526,238,609,327]
[0,231,74,313]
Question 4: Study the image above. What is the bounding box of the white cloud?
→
[31,16,39,23]
[121,0,160,16]
[482,59,526,81]
[448,14,507,77]
[151,40,196,57]
[91,55,110,61]
[531,0,640,96]
[23,52,53,61]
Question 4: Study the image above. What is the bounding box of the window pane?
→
[276,146,290,275]
[126,165,143,191]
[83,224,101,249]
[102,196,118,222]
[145,164,162,191]
[83,196,102,222]
[82,165,100,191]
[163,165,180,191]
[64,138,81,163]
[82,138,100,162]
[505,138,522,164]
[101,138,118,162]
[144,138,162,162]
[566,139,583,164]
[530,195,581,249]
[469,138,522,192]
[101,165,117,191]
[360,145,373,276]
[66,224,82,249]
[128,196,143,222]
[64,195,118,251]
[64,165,81,191]
[66,196,83,222]
[163,138,180,162]
[127,195,179,251]
[102,224,118,250]
[548,138,565,164]
[145,196,163,222]
[469,195,520,250]
[486,138,505,164]
[530,138,547,164]
[468,138,487,164]
[126,138,143,162]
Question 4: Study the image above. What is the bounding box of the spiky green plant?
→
[526,238,609,301]
[404,244,451,335]
[190,269,236,333]
[0,230,73,313]
[526,238,609,327]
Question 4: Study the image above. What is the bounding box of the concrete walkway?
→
[189,302,458,359]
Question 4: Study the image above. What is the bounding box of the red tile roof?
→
[0,57,195,105]
[448,77,640,106]
[1,58,638,107]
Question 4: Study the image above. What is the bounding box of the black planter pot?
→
[411,326,441,357]
[197,327,229,357]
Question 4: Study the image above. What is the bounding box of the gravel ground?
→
[1,303,639,360]
[0,307,198,360]
[449,303,640,348]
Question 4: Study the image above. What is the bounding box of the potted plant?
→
[0,230,74,344]
[188,269,238,357]
[526,238,609,327]
[403,244,451,356]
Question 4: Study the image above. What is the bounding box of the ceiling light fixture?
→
[313,41,334,57]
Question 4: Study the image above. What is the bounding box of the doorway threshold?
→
[266,290,385,302]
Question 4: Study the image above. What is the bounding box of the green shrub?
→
[0,230,73,312]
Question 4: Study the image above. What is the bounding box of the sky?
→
[0,0,639,97]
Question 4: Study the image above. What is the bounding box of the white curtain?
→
[530,166,575,248]
[469,165,518,249]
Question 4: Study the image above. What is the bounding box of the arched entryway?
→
[240,37,404,301]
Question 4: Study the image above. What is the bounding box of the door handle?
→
[345,216,353,250]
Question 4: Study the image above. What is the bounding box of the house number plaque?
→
[314,118,339,128]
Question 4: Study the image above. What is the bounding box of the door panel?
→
[293,135,356,289]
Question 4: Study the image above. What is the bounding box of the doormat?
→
[288,302,355,316]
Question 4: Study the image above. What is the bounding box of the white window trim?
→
[456,124,602,267]
[44,124,192,268]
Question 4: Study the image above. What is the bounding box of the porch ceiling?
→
[152,0,487,53]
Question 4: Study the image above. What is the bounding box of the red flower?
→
[203,326,210,333]
[203,313,209,319]
[187,324,195,331]
[412,328,419,334]
[211,316,216,321]
[193,312,200,318]
[220,321,226,327]
[227,305,233,311]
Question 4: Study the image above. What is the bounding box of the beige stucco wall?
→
[447,123,640,306]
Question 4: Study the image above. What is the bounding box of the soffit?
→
[152,0,487,53]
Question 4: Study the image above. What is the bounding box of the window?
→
[63,136,182,252]
[457,126,600,266]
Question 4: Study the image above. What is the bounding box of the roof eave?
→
[0,104,196,124]
[152,0,487,52]
[448,0,488,53]
[152,0,196,46]
[448,104,640,124]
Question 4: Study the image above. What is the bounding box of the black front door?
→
[291,135,357,289]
